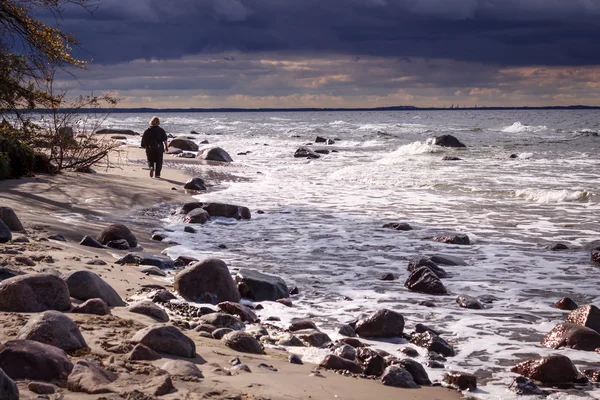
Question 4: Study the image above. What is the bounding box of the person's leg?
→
[155,150,164,177]
[146,150,155,177]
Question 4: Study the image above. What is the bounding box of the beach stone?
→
[170,137,199,151]
[222,331,264,354]
[207,202,251,220]
[277,333,304,347]
[129,301,169,322]
[382,222,412,231]
[141,266,167,276]
[0,368,18,400]
[295,329,331,347]
[541,322,600,351]
[0,340,73,381]
[338,324,357,337]
[593,250,600,264]
[0,273,70,312]
[185,208,210,224]
[217,301,258,322]
[396,359,431,385]
[378,273,396,281]
[432,233,470,245]
[129,343,161,361]
[235,268,289,301]
[399,346,419,357]
[147,375,174,396]
[442,156,462,161]
[0,220,11,243]
[381,365,419,388]
[0,268,21,282]
[198,312,245,330]
[212,328,233,339]
[106,239,130,250]
[151,290,177,304]
[511,355,581,385]
[442,371,477,391]
[405,267,448,295]
[410,331,455,357]
[86,259,107,266]
[548,243,569,251]
[432,134,466,148]
[63,270,125,307]
[315,136,334,144]
[554,297,578,311]
[174,255,199,267]
[17,311,87,352]
[195,324,217,334]
[334,344,357,360]
[583,368,600,382]
[356,347,386,376]
[72,298,110,316]
[320,355,362,373]
[566,305,600,333]
[130,325,196,358]
[175,258,241,304]
[508,376,545,396]
[289,319,318,332]
[407,257,448,278]
[115,252,175,270]
[355,309,405,338]
[183,226,196,233]
[288,354,303,364]
[47,234,66,241]
[184,177,206,191]
[96,223,137,248]
[294,146,320,159]
[67,360,117,394]
[456,295,484,309]
[167,148,183,155]
[28,381,54,395]
[429,254,468,266]
[0,207,23,232]
[161,360,203,377]
[200,146,233,162]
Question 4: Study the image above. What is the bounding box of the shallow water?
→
[100,109,600,399]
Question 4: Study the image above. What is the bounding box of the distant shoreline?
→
[19,105,600,114]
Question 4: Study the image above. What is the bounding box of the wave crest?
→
[502,122,547,133]
[514,189,589,203]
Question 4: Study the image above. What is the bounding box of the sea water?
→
[104,109,599,399]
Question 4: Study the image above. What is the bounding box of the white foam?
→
[501,122,548,133]
[513,189,589,203]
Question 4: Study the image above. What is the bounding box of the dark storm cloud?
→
[54,0,600,67]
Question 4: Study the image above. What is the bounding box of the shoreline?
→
[0,141,462,399]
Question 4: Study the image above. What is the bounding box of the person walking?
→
[141,116,168,178]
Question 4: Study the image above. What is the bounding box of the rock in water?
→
[0,207,24,231]
[115,253,175,269]
[431,134,466,148]
[169,137,199,151]
[63,270,125,307]
[405,267,448,295]
[381,365,419,388]
[395,359,431,385]
[199,147,233,162]
[175,259,240,304]
[185,208,211,224]
[294,146,320,159]
[79,235,105,248]
[541,322,600,351]
[184,177,206,191]
[508,376,545,396]
[566,305,600,334]
[17,311,87,352]
[410,331,455,357]
[456,295,484,309]
[407,257,448,278]
[0,368,18,400]
[67,360,117,394]
[0,274,71,312]
[130,325,196,358]
[96,223,137,248]
[442,371,477,391]
[511,355,581,385]
[0,340,73,381]
[235,268,289,301]
[355,309,404,338]
[554,297,578,310]
[222,331,264,354]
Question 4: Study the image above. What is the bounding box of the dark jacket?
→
[141,126,168,151]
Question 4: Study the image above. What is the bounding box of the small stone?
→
[399,347,419,357]
[28,382,55,395]
[442,371,477,391]
[288,354,303,364]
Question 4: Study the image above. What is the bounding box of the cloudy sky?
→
[48,0,600,108]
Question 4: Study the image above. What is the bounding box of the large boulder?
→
[0,274,71,312]
[96,223,137,248]
[0,368,18,400]
[0,220,10,243]
[129,301,169,322]
[63,270,125,307]
[0,340,73,381]
[431,135,466,148]
[17,311,87,352]
[511,355,582,385]
[174,259,240,304]
[566,305,600,334]
[355,309,404,338]
[183,177,206,191]
[199,147,233,162]
[0,207,24,231]
[235,268,289,301]
[222,331,264,354]
[67,360,117,394]
[541,322,600,351]
[404,267,448,295]
[381,365,419,388]
[115,253,175,270]
[169,137,199,151]
[130,325,196,358]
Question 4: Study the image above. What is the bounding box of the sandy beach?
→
[0,139,462,399]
